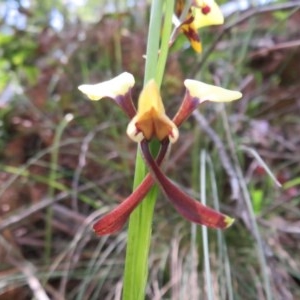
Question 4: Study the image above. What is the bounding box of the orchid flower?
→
[78,72,242,235]
[175,0,224,52]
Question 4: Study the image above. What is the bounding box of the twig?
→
[0,235,49,300]
[249,39,300,58]
[192,110,240,200]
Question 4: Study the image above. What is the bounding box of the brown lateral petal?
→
[140,140,234,229]
[114,91,136,119]
[172,90,199,127]
[93,174,154,235]
[93,139,170,235]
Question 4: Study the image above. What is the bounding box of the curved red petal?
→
[141,140,234,229]
[93,139,170,235]
[93,174,154,235]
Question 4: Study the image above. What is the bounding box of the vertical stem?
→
[122,1,174,299]
[143,0,162,84]
[156,0,175,86]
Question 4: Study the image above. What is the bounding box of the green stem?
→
[156,0,175,86]
[143,0,162,84]
[122,1,174,299]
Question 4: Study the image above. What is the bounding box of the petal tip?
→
[93,219,121,236]
[224,216,235,228]
[78,84,103,101]
[184,79,242,103]
[192,40,202,53]
[169,126,179,143]
[126,117,144,143]
[120,72,135,87]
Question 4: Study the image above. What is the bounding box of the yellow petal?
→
[180,14,202,53]
[78,72,135,101]
[190,38,202,53]
[193,0,224,28]
[126,80,179,143]
[184,79,242,102]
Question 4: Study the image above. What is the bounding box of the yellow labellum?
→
[127,80,179,143]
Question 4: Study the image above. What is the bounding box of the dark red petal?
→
[140,140,234,229]
[115,90,136,119]
[93,139,170,235]
[93,174,154,235]
[172,90,199,127]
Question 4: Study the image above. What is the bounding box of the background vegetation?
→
[0,0,299,299]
